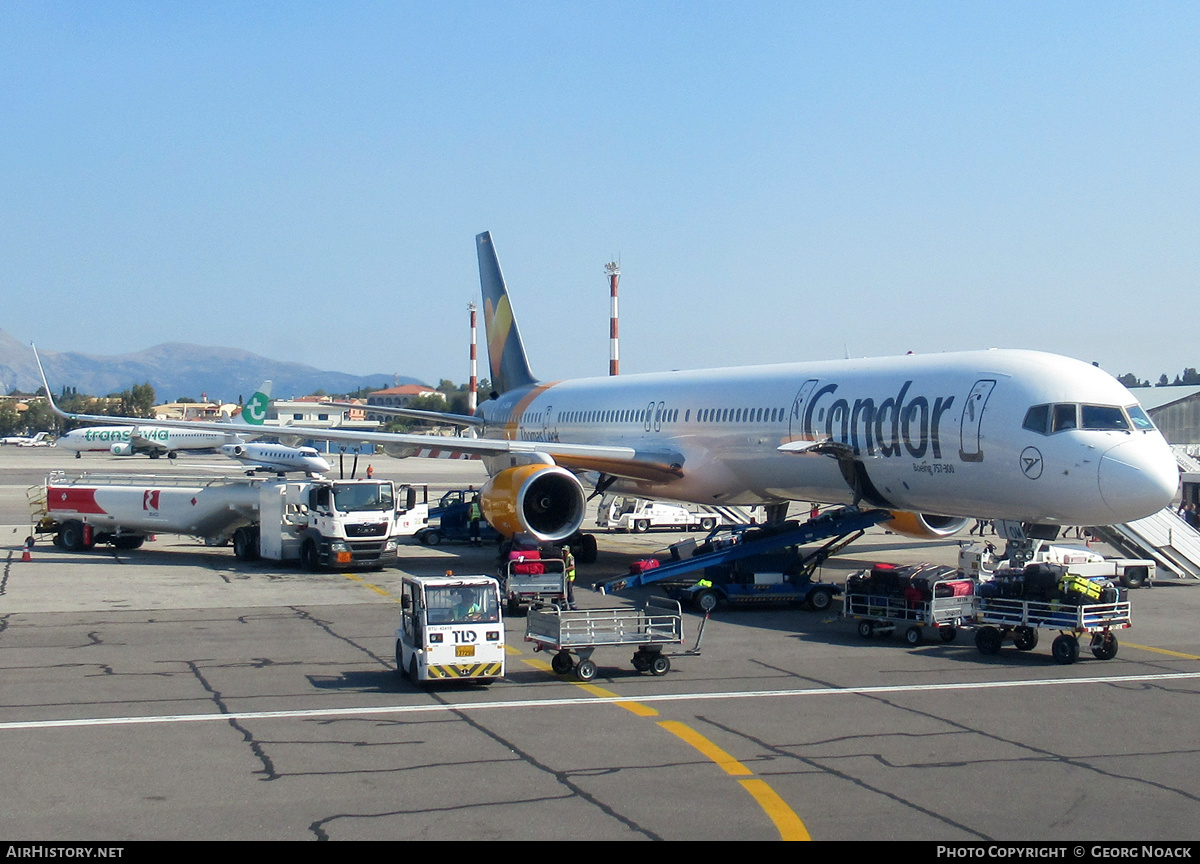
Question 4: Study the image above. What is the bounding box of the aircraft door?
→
[958,379,996,463]
[787,379,820,441]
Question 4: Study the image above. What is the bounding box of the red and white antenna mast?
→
[605,261,620,375]
[468,302,478,413]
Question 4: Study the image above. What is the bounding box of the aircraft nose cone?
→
[1098,439,1179,523]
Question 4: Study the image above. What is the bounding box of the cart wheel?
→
[508,597,521,617]
[808,587,834,613]
[857,620,875,639]
[551,651,574,675]
[1052,634,1080,665]
[904,626,922,646]
[975,626,1003,655]
[650,655,671,676]
[939,626,957,643]
[1091,633,1119,661]
[1013,626,1039,651]
[576,659,598,681]
[696,590,719,613]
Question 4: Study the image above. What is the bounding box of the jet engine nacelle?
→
[884,512,970,539]
[222,444,245,458]
[480,464,586,543]
[109,442,134,456]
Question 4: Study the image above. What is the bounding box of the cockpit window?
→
[1127,405,1156,431]
[1026,402,1142,435]
[1052,404,1078,432]
[1081,405,1129,430]
[1022,405,1049,434]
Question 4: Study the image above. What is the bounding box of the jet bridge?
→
[595,507,891,610]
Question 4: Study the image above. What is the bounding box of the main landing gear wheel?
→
[1091,633,1119,661]
[858,620,875,639]
[904,626,923,646]
[1052,634,1081,665]
[551,651,574,675]
[575,659,598,682]
[1013,626,1039,651]
[975,626,1003,655]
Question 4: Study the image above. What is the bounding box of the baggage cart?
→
[501,556,569,615]
[842,590,974,645]
[525,597,695,681]
[972,596,1131,664]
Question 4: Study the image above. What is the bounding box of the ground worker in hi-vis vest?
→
[469,495,482,546]
[563,545,577,609]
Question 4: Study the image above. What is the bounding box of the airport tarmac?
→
[2,446,1199,841]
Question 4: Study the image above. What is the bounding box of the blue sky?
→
[3,2,1197,389]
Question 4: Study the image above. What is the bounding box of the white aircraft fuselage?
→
[475,349,1177,528]
[55,425,231,457]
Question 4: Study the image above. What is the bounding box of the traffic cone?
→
[21,536,33,562]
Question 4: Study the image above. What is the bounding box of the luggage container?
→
[842,563,975,645]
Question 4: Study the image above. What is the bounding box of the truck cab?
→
[395,574,505,684]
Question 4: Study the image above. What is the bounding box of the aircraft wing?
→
[129,428,170,455]
[35,351,682,484]
[325,402,485,429]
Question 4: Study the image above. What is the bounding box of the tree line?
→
[1117,368,1200,389]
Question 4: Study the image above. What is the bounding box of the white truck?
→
[34,471,428,571]
[959,539,1156,589]
[596,495,722,533]
[395,573,505,684]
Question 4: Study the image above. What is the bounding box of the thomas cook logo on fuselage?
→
[1020,446,1043,479]
[797,380,957,460]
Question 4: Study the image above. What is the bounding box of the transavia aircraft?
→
[53,384,273,459]
[37,232,1179,548]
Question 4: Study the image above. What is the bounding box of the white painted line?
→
[2,671,1198,731]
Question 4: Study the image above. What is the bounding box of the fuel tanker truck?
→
[32,471,429,571]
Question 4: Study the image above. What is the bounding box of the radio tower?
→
[468,303,478,413]
[605,261,620,375]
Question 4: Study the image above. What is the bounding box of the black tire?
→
[939,626,957,643]
[975,626,1003,655]
[409,655,422,685]
[507,597,521,617]
[808,587,834,612]
[632,652,650,673]
[649,655,670,676]
[696,589,719,613]
[1013,626,1039,651]
[578,533,598,564]
[417,531,431,546]
[857,620,875,639]
[1052,634,1080,665]
[1120,567,1147,589]
[300,540,321,572]
[551,651,574,675]
[112,535,144,550]
[58,520,85,553]
[425,530,442,546]
[575,659,597,681]
[396,641,406,677]
[633,519,650,534]
[232,527,259,562]
[167,451,178,460]
[700,517,717,532]
[1091,633,1119,661]
[904,626,922,646]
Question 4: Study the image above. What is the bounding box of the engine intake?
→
[481,464,586,542]
[884,511,970,539]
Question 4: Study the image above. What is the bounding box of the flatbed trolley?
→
[842,591,974,645]
[973,597,1132,664]
[525,597,699,681]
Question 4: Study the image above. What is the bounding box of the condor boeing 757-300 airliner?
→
[38,231,1179,548]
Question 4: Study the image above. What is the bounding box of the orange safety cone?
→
[21,536,33,562]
